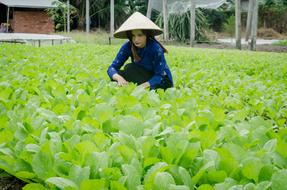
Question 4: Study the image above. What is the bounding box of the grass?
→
[57,30,126,45]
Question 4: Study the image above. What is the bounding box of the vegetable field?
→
[0,44,287,190]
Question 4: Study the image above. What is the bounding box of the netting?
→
[152,0,227,14]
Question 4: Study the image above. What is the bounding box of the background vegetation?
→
[47,0,287,42]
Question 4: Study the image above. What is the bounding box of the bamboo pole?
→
[245,0,254,41]
[147,0,153,19]
[67,0,70,33]
[110,0,114,36]
[86,0,90,33]
[250,0,258,51]
[235,0,241,49]
[6,6,10,32]
[190,0,196,47]
[163,0,169,42]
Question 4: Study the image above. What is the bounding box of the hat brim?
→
[114,28,163,39]
[113,12,163,39]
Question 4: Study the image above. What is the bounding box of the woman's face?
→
[131,30,147,48]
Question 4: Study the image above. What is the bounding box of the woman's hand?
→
[112,74,128,86]
[117,77,128,86]
[139,82,150,89]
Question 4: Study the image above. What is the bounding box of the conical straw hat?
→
[114,12,163,39]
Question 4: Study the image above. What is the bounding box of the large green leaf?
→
[242,157,263,182]
[23,183,46,190]
[32,149,55,180]
[153,172,175,190]
[271,170,287,190]
[68,165,90,186]
[122,164,141,190]
[80,179,107,190]
[46,177,78,189]
[118,115,144,137]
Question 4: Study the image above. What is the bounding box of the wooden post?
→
[190,0,196,47]
[6,6,10,32]
[86,0,90,33]
[245,0,254,41]
[235,0,241,49]
[67,0,70,33]
[250,0,258,51]
[147,0,153,19]
[163,0,169,42]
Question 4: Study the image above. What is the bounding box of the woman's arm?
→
[107,42,131,80]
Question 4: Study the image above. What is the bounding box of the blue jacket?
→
[107,38,173,89]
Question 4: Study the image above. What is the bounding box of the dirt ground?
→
[0,176,26,190]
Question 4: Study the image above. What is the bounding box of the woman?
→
[107,12,173,90]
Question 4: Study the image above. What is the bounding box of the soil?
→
[0,175,26,190]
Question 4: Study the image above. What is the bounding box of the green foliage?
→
[202,9,230,32]
[223,15,235,37]
[47,1,77,31]
[273,40,287,46]
[64,0,148,30]
[156,9,209,42]
[259,3,287,33]
[0,43,287,189]
[271,170,287,190]
[23,183,46,190]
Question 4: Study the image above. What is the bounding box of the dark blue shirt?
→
[107,38,173,89]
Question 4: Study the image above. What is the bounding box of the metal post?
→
[163,0,169,42]
[190,0,196,47]
[147,0,153,19]
[235,0,241,49]
[67,0,70,33]
[6,6,10,32]
[86,0,90,33]
[250,0,258,51]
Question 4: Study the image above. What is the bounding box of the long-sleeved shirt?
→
[107,38,173,89]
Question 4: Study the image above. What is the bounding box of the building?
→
[0,0,56,33]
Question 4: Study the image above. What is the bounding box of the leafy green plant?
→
[0,43,287,190]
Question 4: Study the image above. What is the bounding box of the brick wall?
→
[11,10,54,34]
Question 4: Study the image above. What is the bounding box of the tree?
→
[47,1,77,31]
[52,0,149,31]
[259,0,287,33]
